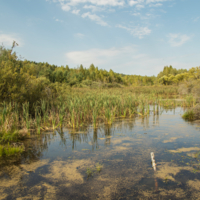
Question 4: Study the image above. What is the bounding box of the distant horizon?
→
[1,0,199,76]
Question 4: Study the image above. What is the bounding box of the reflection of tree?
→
[92,128,99,150]
[57,128,67,146]
[68,128,90,150]
[0,131,55,180]
[21,132,53,163]
[127,118,135,131]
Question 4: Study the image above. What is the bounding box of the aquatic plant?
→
[0,143,24,157]
[182,105,200,121]
[96,163,103,173]
[86,167,93,178]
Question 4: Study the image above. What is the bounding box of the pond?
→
[1,107,200,199]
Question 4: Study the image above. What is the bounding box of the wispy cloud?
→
[74,33,85,38]
[60,2,71,11]
[168,33,190,47]
[72,9,80,15]
[0,34,23,47]
[149,3,162,7]
[193,17,200,22]
[129,0,167,7]
[55,18,64,22]
[82,12,108,26]
[65,46,140,70]
[65,45,199,76]
[116,24,151,39]
[65,46,187,76]
[83,5,105,12]
[46,0,170,26]
[146,0,167,3]
[129,0,144,6]
[51,0,124,10]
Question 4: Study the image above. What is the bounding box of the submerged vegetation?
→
[0,42,200,157]
[86,163,103,178]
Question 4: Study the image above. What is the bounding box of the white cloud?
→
[65,46,192,76]
[83,5,105,12]
[132,12,140,16]
[149,3,162,7]
[72,9,80,15]
[74,33,85,38]
[82,12,108,26]
[146,0,167,3]
[60,3,71,11]
[129,0,167,8]
[55,18,64,22]
[168,33,190,47]
[129,0,144,6]
[116,24,151,39]
[52,0,124,7]
[136,4,145,9]
[0,34,23,47]
[65,46,141,71]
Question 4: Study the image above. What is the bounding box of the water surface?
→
[1,107,200,199]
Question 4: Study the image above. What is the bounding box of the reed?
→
[0,86,194,142]
[22,102,31,131]
[92,109,98,128]
[50,111,57,130]
[35,107,41,134]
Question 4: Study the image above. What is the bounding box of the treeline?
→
[157,65,200,85]
[0,43,200,105]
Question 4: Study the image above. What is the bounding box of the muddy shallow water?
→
[1,107,200,200]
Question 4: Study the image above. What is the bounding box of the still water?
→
[1,107,200,200]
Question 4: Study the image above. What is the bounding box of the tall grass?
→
[0,86,195,142]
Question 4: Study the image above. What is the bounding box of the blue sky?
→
[0,0,199,76]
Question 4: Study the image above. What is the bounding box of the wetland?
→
[1,44,200,199]
[1,107,200,199]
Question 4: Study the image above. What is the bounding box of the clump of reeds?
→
[35,107,41,134]
[182,105,200,121]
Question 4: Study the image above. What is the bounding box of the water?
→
[1,107,200,199]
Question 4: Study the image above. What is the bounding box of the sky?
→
[0,0,200,76]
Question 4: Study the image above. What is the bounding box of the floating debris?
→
[151,152,156,171]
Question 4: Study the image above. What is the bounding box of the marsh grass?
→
[0,86,195,148]
[0,143,24,157]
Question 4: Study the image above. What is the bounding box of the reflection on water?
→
[1,107,200,199]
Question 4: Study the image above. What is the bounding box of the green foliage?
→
[86,168,93,177]
[96,163,103,172]
[182,110,195,121]
[183,105,200,121]
[0,143,24,157]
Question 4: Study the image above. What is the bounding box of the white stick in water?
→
[150,152,156,171]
